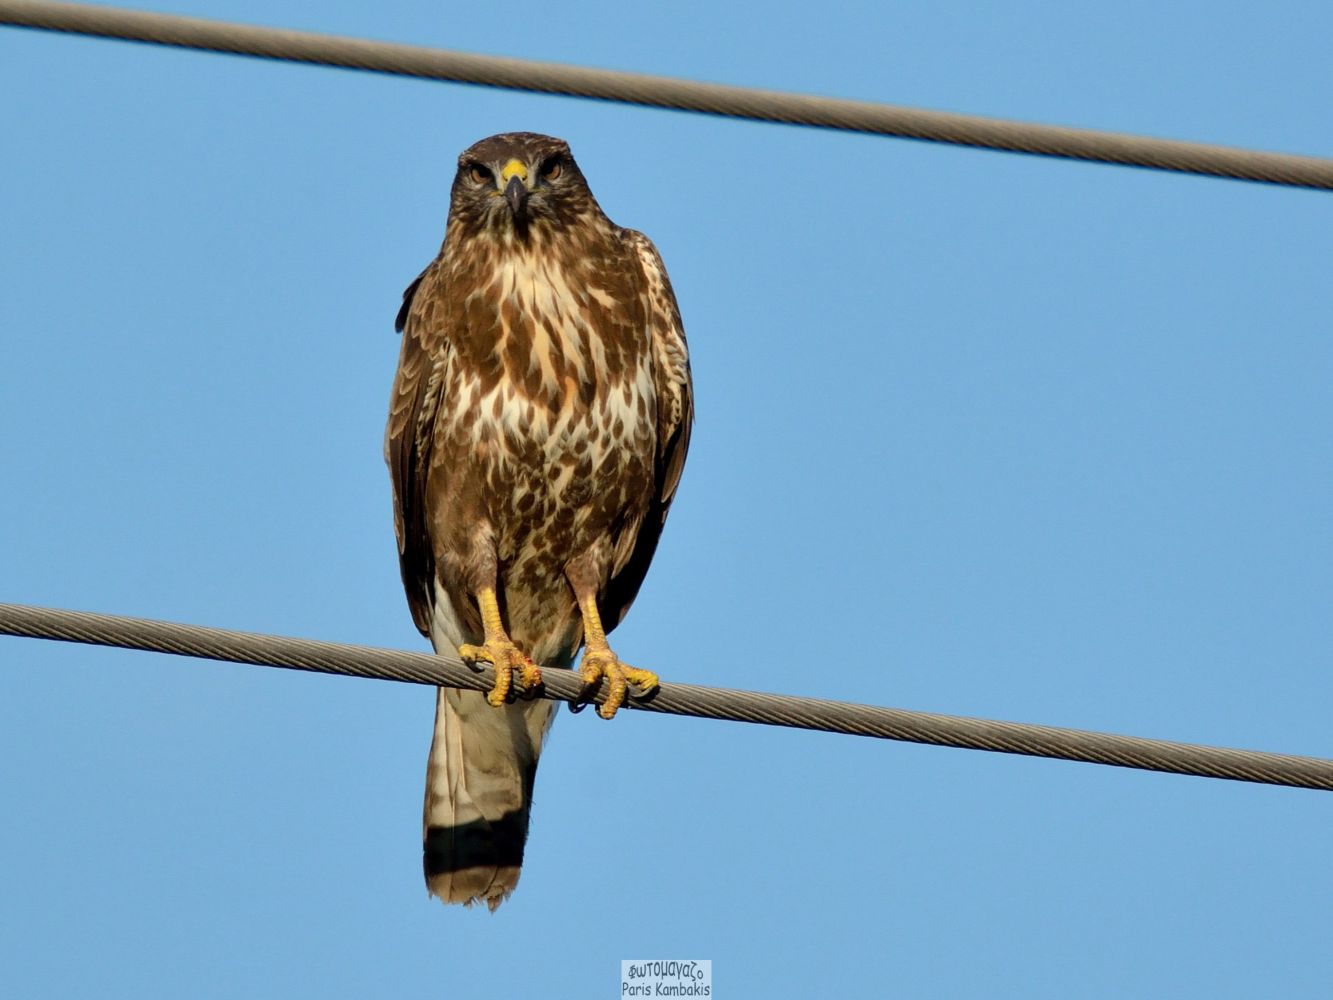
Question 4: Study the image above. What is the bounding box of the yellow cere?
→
[501,159,528,182]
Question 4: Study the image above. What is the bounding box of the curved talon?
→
[577,648,659,720]
[459,640,543,707]
[516,658,544,698]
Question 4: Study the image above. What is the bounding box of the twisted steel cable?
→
[2,602,1330,791]
[3,0,1333,189]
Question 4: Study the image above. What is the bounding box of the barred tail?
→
[422,686,555,910]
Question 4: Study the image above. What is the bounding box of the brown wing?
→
[602,230,695,629]
[385,261,449,636]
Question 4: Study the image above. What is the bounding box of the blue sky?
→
[2,1,1330,996]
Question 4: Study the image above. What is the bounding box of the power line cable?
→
[2,602,1330,791]
[3,0,1333,190]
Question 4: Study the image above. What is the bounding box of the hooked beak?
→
[504,174,528,216]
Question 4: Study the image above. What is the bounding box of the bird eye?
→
[540,157,563,181]
[469,163,493,185]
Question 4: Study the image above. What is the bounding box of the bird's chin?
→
[504,212,532,239]
[495,205,547,239]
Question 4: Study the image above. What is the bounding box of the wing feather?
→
[385,261,449,636]
[603,230,695,627]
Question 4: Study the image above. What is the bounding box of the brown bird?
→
[384,132,693,909]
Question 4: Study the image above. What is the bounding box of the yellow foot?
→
[458,639,543,706]
[577,647,659,720]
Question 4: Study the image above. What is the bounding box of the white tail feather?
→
[422,688,554,908]
[424,590,557,909]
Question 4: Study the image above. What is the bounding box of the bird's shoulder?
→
[617,226,691,418]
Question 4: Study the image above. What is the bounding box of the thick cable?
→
[2,602,1330,791]
[2,0,1333,189]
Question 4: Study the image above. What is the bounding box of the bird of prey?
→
[384,132,693,909]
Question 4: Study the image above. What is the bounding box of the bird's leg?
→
[458,587,543,706]
[574,593,659,720]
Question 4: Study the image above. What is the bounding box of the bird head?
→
[448,132,595,237]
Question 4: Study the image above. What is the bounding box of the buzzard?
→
[385,132,693,909]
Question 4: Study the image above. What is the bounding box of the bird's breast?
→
[457,251,653,445]
[443,248,657,521]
